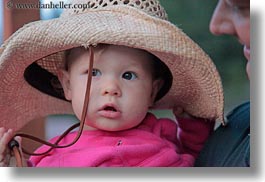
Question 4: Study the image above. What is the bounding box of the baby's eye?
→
[92,69,101,77]
[122,71,137,80]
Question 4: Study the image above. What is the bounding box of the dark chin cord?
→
[8,46,94,167]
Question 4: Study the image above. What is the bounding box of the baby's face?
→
[61,45,159,131]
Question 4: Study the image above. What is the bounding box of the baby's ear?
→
[150,79,164,105]
[57,69,72,101]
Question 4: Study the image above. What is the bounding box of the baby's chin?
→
[83,122,137,132]
[98,125,136,132]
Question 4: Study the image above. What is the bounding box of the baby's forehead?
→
[95,45,154,68]
[67,45,156,73]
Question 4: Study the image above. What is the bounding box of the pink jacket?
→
[30,113,213,167]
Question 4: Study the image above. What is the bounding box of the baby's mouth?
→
[103,106,117,112]
[98,104,121,119]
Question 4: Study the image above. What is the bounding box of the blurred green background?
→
[158,0,250,115]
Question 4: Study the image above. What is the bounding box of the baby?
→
[0,44,213,167]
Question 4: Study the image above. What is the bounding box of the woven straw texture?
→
[0,0,224,131]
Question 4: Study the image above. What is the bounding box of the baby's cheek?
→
[71,98,84,121]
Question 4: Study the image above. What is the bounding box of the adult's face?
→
[210,0,250,78]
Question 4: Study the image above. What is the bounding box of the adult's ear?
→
[57,69,72,101]
[150,79,164,107]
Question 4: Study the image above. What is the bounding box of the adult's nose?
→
[209,0,236,36]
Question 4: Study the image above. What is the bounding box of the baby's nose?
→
[101,83,121,97]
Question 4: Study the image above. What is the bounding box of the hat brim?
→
[0,6,224,131]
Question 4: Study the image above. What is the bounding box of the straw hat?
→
[0,0,224,131]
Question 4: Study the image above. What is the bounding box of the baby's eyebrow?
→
[123,65,144,72]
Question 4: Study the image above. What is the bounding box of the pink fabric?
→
[29,113,213,167]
